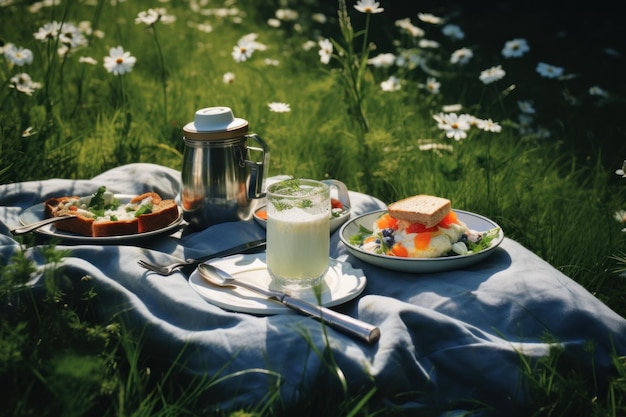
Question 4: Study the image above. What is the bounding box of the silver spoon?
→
[198,263,380,344]
[11,215,75,235]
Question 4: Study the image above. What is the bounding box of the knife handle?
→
[187,239,267,269]
[281,296,380,344]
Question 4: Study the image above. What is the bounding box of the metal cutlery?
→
[198,263,380,344]
[137,239,266,275]
[10,215,75,235]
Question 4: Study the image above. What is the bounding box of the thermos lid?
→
[183,107,249,140]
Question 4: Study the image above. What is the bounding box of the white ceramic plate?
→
[18,194,183,244]
[188,252,367,315]
[253,204,351,234]
[339,209,504,273]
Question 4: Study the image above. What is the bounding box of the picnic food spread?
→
[350,194,498,258]
[44,186,179,237]
[4,164,626,417]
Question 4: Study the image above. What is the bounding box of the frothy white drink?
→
[267,211,329,288]
[266,180,330,290]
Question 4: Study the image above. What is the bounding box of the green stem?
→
[151,24,168,122]
[360,13,370,79]
[119,74,127,114]
[58,50,70,115]
[72,0,106,114]
[353,14,371,133]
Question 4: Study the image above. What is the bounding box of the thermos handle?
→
[244,134,270,199]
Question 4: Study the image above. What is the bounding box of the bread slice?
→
[387,195,451,228]
[44,190,179,237]
[135,199,179,233]
[91,220,138,236]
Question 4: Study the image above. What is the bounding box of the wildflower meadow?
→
[1,0,626,415]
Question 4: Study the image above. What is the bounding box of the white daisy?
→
[422,77,440,94]
[367,53,396,68]
[268,102,291,112]
[417,13,444,24]
[442,24,464,40]
[318,38,333,64]
[135,9,161,25]
[222,72,235,84]
[33,21,62,42]
[450,47,473,65]
[232,37,255,63]
[502,38,530,58]
[434,113,471,141]
[9,73,42,96]
[4,45,33,66]
[103,46,136,75]
[536,62,564,79]
[479,65,506,84]
[380,76,401,92]
[476,118,502,133]
[354,0,384,14]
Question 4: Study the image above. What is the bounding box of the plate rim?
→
[339,208,504,271]
[188,252,367,315]
[18,194,183,243]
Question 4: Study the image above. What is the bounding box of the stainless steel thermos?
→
[181,107,270,230]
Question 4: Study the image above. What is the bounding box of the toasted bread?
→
[387,194,451,228]
[135,199,179,233]
[44,188,179,237]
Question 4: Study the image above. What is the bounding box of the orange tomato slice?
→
[414,232,431,250]
[376,213,399,230]
[406,222,437,234]
[364,236,378,244]
[391,243,409,257]
[438,211,458,228]
[256,209,267,220]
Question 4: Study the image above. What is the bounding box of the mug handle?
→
[245,134,270,199]
[321,179,351,210]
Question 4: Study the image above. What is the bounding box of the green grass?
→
[1,0,626,415]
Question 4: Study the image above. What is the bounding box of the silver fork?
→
[138,239,266,275]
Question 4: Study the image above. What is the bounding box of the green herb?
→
[86,186,121,218]
[270,180,325,211]
[273,201,292,211]
[91,208,105,217]
[297,199,313,209]
[467,228,500,253]
[110,215,118,221]
[348,224,373,246]
[282,179,302,190]
[135,204,153,217]
[88,186,106,209]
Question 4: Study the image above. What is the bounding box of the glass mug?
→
[265,179,332,291]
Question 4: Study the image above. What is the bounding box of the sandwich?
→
[387,194,451,228]
[351,194,489,258]
[44,186,179,237]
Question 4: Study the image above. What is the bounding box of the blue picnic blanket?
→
[1,163,625,415]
